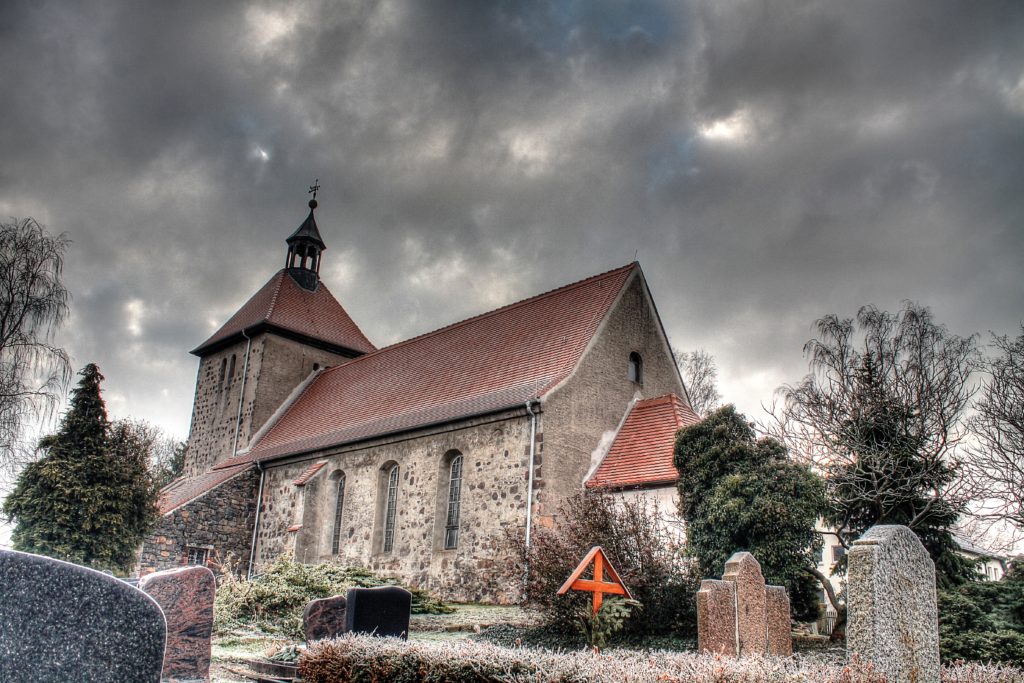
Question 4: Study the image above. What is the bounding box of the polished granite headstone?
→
[0,549,166,683]
[304,594,348,642]
[345,586,411,639]
[139,565,215,682]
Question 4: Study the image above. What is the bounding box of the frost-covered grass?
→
[299,635,1024,682]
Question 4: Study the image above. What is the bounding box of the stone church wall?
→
[183,334,352,477]
[254,410,535,603]
[138,467,260,576]
[538,271,687,524]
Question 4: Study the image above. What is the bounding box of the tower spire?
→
[285,180,327,290]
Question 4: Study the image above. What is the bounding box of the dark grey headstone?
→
[303,594,348,642]
[0,549,167,683]
[344,586,411,639]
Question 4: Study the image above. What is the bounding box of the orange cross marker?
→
[557,546,633,616]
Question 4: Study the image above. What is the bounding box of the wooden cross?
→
[557,546,633,616]
[308,179,320,199]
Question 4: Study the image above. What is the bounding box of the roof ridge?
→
[317,262,637,378]
[264,269,289,320]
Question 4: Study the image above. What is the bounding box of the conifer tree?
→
[3,364,159,573]
[675,405,826,621]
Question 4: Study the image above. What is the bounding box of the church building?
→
[139,194,698,602]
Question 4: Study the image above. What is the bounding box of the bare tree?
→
[769,302,982,589]
[964,326,1024,531]
[0,218,71,476]
[672,347,721,416]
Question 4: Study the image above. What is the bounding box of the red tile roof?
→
[293,461,328,486]
[586,394,700,489]
[157,463,254,515]
[192,270,376,356]
[218,263,639,467]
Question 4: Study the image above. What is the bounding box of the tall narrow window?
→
[217,358,227,390]
[228,354,237,384]
[628,352,643,384]
[444,455,463,549]
[383,465,399,552]
[331,473,346,555]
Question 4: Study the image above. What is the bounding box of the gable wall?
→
[537,271,686,524]
[254,411,536,603]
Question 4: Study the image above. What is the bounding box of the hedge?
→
[298,635,1024,683]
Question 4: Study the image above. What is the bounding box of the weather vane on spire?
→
[307,179,320,209]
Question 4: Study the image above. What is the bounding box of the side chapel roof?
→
[586,393,700,489]
[191,269,376,356]
[217,262,640,467]
[157,463,253,515]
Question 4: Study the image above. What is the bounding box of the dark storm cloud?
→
[0,0,1021,440]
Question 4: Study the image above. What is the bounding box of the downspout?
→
[524,400,538,549]
[247,461,265,579]
[231,330,252,458]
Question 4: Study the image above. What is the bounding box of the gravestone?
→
[724,553,768,654]
[0,548,166,683]
[696,578,737,654]
[847,525,940,683]
[139,565,216,682]
[303,594,348,642]
[765,585,792,656]
[696,551,791,657]
[345,586,412,639]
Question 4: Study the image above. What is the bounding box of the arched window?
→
[228,354,237,384]
[383,465,399,552]
[331,472,346,555]
[444,454,463,549]
[628,352,643,384]
[217,358,227,390]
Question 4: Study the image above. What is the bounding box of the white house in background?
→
[954,535,1007,581]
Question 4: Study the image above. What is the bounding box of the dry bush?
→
[507,489,698,638]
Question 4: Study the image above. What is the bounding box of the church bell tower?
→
[285,180,326,290]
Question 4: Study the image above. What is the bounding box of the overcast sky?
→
[2,0,1022,454]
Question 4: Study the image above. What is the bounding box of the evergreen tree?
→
[3,364,159,573]
[773,303,979,587]
[675,405,826,621]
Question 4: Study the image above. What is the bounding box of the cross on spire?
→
[308,179,320,200]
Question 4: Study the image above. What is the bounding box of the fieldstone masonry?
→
[847,525,940,683]
[0,549,167,683]
[139,467,259,576]
[697,552,791,657]
[139,565,216,682]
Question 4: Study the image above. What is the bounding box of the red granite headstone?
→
[697,552,792,658]
[139,565,216,682]
[697,579,737,655]
[303,594,348,642]
[723,552,767,655]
